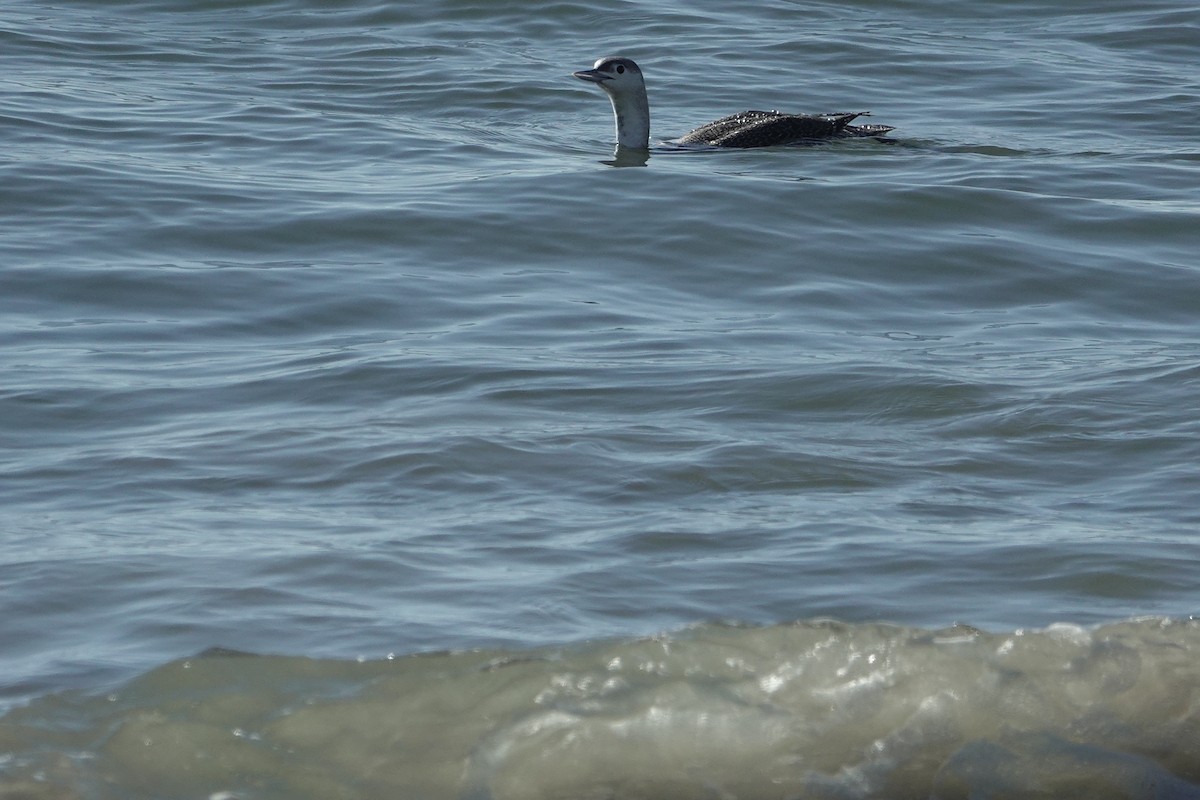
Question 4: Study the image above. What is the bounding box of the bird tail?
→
[844,123,896,137]
[821,112,894,138]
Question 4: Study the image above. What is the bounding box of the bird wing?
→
[711,112,865,147]
[679,111,872,148]
[677,111,786,146]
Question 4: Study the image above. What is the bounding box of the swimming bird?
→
[573,56,894,150]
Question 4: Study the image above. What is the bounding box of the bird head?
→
[573,56,645,99]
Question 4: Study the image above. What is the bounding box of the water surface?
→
[2,0,1199,796]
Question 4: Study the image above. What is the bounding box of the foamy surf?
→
[2,617,1197,799]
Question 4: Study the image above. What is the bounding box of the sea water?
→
[2,0,1199,797]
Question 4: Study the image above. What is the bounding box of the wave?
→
[2,617,1198,799]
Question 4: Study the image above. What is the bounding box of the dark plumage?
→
[677,110,894,147]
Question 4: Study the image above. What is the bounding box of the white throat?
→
[604,86,651,150]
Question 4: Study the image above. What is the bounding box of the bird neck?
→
[607,89,650,150]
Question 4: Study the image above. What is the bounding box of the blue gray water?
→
[2,0,1199,796]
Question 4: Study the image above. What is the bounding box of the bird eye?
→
[616,65,625,74]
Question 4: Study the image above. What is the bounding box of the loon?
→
[573,56,894,150]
